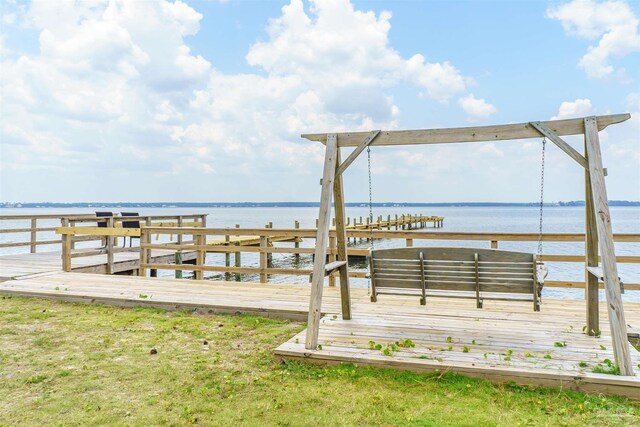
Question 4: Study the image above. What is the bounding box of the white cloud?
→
[551,98,593,119]
[0,0,492,202]
[547,0,640,79]
[457,94,497,122]
[247,0,469,103]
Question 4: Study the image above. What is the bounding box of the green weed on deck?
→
[0,296,638,426]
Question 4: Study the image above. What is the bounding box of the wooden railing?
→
[0,214,106,253]
[53,214,207,273]
[138,227,640,290]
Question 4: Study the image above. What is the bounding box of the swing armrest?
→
[309,261,348,282]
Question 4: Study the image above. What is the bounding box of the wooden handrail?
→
[140,226,640,242]
[136,227,640,289]
[0,213,207,255]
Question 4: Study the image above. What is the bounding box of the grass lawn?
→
[0,295,638,426]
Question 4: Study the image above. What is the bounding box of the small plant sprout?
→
[544,354,552,359]
[592,359,620,375]
[138,294,149,299]
[524,351,534,358]
[317,345,323,350]
[462,346,470,353]
[554,341,566,348]
[398,339,415,348]
[578,361,588,368]
[446,336,453,343]
[599,345,606,350]
[447,346,453,351]
[368,341,376,350]
[471,340,476,345]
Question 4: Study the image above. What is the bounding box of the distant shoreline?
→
[2,201,639,208]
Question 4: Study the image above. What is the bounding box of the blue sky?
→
[1,0,638,203]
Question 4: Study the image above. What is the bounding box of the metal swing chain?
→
[367,146,375,251]
[537,137,547,259]
[366,145,374,294]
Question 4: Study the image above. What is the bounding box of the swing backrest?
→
[369,247,541,310]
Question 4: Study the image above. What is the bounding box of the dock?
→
[0,271,638,399]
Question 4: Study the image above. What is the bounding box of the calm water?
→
[1,206,639,301]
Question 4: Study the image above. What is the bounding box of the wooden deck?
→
[0,270,638,399]
[0,250,195,281]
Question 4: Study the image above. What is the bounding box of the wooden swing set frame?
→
[301,113,635,376]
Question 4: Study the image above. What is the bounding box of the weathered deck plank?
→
[0,249,196,280]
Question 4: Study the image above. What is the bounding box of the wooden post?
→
[225,234,231,280]
[328,235,337,287]
[61,218,71,272]
[584,116,633,375]
[106,217,114,275]
[177,216,183,245]
[175,252,183,279]
[70,220,77,249]
[294,221,300,260]
[235,224,241,280]
[306,134,338,350]
[585,135,599,336]
[406,238,413,247]
[30,218,37,253]
[259,236,268,283]
[491,240,498,249]
[333,147,351,319]
[139,228,149,277]
[195,234,205,280]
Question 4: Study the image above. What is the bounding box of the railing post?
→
[235,224,241,281]
[175,251,183,279]
[406,238,413,247]
[30,218,37,253]
[491,240,498,249]
[139,227,149,277]
[225,234,231,280]
[259,236,268,283]
[294,221,300,260]
[195,233,205,280]
[70,220,77,249]
[61,218,71,271]
[177,216,183,245]
[328,235,337,287]
[106,217,114,275]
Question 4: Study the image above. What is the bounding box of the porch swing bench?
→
[368,247,546,311]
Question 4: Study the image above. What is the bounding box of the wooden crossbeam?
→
[529,121,588,168]
[336,130,380,176]
[302,114,630,147]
